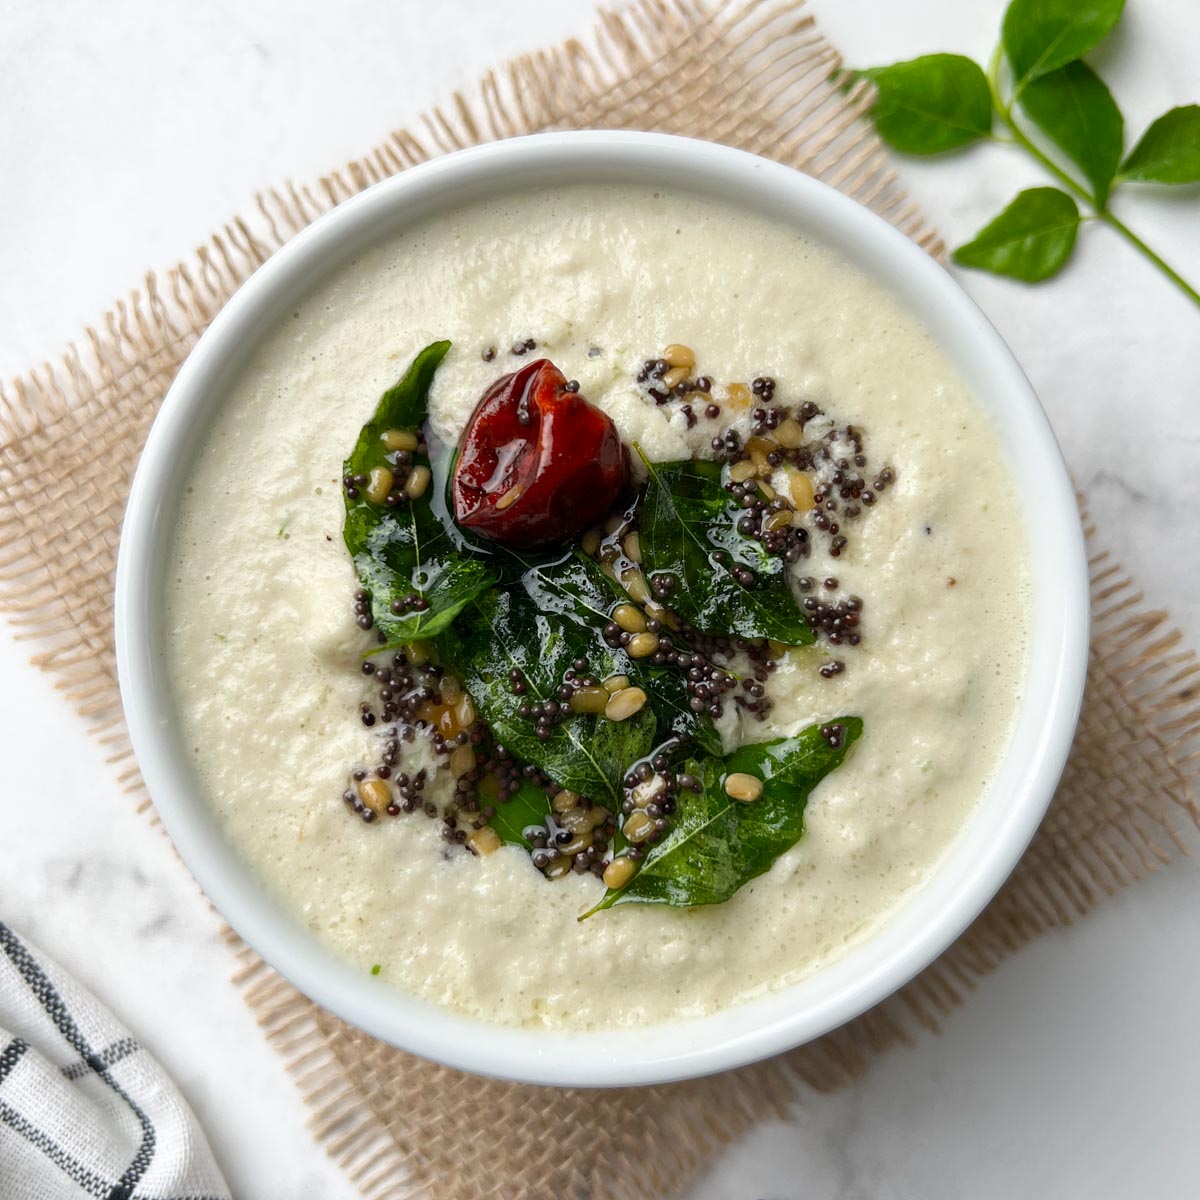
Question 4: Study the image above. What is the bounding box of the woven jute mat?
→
[2,2,1198,1197]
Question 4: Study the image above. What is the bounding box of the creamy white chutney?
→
[165,184,1030,1029]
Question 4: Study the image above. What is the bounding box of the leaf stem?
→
[985,43,1009,118]
[984,44,1200,309]
[1096,211,1200,306]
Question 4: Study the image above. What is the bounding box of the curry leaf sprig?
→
[856,0,1200,306]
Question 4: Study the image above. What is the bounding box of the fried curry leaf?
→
[446,547,715,763]
[582,718,863,917]
[637,664,722,754]
[439,549,725,799]
[503,549,722,755]
[438,568,657,804]
[635,452,813,646]
[487,780,551,848]
[343,341,498,646]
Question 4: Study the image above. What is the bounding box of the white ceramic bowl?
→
[115,130,1089,1087]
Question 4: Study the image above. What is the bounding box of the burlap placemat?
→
[2,2,1198,1197]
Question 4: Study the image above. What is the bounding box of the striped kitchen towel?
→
[0,923,230,1200]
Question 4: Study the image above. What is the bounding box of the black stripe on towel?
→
[0,924,156,1196]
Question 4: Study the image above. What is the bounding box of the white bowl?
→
[115,131,1089,1087]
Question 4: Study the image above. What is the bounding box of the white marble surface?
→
[2,0,1198,1196]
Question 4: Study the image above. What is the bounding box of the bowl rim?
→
[115,129,1089,1087]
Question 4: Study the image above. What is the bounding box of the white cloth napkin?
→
[0,922,231,1200]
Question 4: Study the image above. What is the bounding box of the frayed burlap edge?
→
[0,2,1196,1199]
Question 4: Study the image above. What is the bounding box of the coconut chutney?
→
[165,184,1030,1029]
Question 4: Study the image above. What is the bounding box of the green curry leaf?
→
[1003,0,1125,92]
[582,718,863,917]
[343,341,499,645]
[1018,61,1124,204]
[1120,105,1200,183]
[860,54,993,154]
[635,453,813,647]
[953,187,1079,282]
